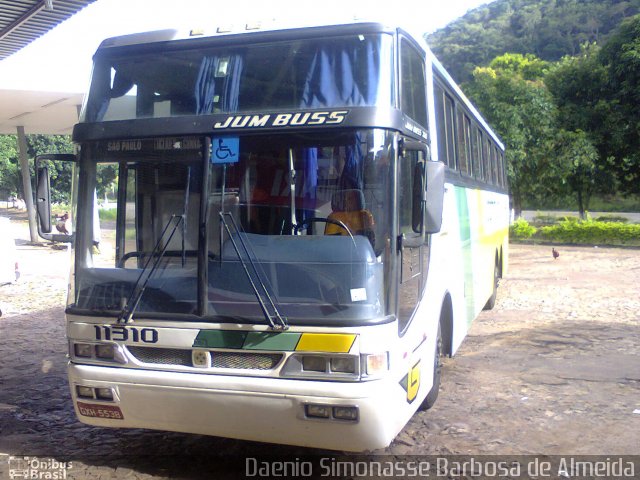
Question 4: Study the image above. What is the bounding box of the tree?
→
[0,134,75,204]
[598,14,640,193]
[0,135,20,198]
[544,43,618,214]
[554,129,610,218]
[465,54,558,216]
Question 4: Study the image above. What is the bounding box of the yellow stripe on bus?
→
[295,333,357,353]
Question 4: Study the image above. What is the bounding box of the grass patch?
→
[98,208,117,221]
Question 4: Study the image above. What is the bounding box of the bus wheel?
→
[420,323,442,410]
[483,259,499,310]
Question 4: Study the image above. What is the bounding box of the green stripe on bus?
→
[192,330,302,350]
[455,186,476,325]
[243,331,302,351]
[192,330,247,349]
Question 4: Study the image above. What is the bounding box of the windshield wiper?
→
[117,167,191,324]
[219,212,289,330]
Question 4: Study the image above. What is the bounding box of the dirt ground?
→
[0,211,639,478]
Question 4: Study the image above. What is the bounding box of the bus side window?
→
[400,39,428,128]
[456,109,472,177]
[484,137,492,184]
[443,94,457,171]
[491,143,499,185]
[472,126,483,180]
[434,82,447,166]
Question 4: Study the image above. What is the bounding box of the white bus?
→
[36,21,509,452]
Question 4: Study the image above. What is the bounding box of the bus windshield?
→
[74,129,394,326]
[82,33,394,122]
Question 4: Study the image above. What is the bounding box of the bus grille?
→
[127,346,192,366]
[127,346,283,370]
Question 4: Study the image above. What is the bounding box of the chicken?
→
[55,213,70,235]
[552,247,560,260]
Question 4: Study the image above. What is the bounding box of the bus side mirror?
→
[36,166,52,233]
[424,161,445,234]
[35,154,77,243]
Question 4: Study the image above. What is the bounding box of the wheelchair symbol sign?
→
[211,137,239,164]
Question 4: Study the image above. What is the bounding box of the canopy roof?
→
[0,0,95,60]
[0,89,83,134]
[0,1,95,134]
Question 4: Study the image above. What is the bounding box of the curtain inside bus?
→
[301,37,381,107]
[195,55,244,114]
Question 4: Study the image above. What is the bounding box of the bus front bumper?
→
[68,363,402,452]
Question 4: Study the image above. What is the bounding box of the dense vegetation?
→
[428,0,640,217]
[428,0,640,83]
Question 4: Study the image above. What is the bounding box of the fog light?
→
[95,387,114,401]
[76,385,94,399]
[333,406,358,421]
[365,352,389,375]
[74,343,93,358]
[306,404,330,418]
[330,357,356,374]
[302,356,326,372]
[95,344,115,360]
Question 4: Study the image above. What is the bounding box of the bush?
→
[537,218,640,245]
[510,218,537,239]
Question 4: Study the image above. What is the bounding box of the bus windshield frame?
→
[70,129,395,327]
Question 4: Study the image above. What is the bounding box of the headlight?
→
[282,354,360,380]
[74,343,93,358]
[302,356,326,372]
[95,344,115,360]
[330,357,356,374]
[71,342,124,364]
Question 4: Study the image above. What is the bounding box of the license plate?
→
[77,402,124,420]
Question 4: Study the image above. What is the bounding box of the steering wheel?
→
[294,217,355,240]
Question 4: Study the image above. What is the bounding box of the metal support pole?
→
[17,126,39,243]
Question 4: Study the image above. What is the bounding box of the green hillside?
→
[427,0,640,83]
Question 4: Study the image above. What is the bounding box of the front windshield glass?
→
[207,129,393,324]
[82,33,394,122]
[71,130,394,325]
[72,138,203,316]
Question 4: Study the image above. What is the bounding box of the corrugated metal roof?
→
[0,0,96,60]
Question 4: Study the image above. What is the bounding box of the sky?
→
[0,0,493,93]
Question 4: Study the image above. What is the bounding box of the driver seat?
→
[324,189,374,239]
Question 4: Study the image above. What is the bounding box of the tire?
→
[483,259,499,311]
[420,323,442,410]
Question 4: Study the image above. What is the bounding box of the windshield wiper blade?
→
[219,212,288,330]
[117,214,184,324]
